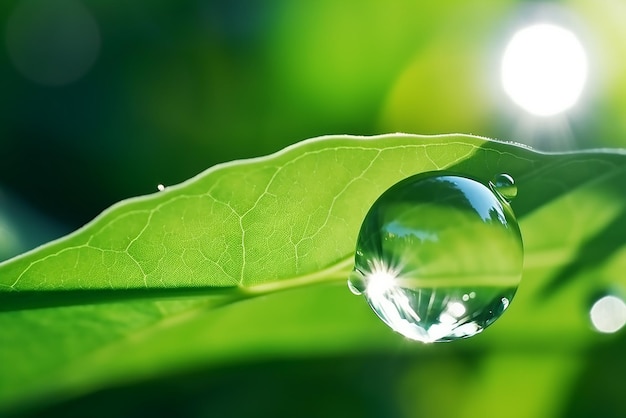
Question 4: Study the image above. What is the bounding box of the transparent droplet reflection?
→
[349,172,524,343]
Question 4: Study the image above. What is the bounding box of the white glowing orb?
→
[447,302,466,318]
[590,295,626,334]
[501,23,588,116]
[365,268,397,296]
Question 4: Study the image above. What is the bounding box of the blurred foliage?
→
[1,0,626,230]
[1,0,626,417]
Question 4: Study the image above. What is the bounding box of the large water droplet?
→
[349,171,523,343]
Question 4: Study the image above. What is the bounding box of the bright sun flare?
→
[501,23,588,117]
[365,260,399,296]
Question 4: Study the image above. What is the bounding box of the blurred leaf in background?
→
[2,0,626,417]
[2,0,626,228]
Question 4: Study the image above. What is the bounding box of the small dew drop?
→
[157,184,165,191]
[349,171,524,343]
[347,271,366,295]
[490,173,517,201]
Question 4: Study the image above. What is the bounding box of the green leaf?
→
[1,134,625,414]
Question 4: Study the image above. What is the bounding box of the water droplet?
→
[490,173,517,201]
[348,271,366,295]
[350,171,524,343]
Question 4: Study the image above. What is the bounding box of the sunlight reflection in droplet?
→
[447,302,466,318]
[364,261,398,298]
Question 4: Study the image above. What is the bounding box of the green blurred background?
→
[2,0,626,417]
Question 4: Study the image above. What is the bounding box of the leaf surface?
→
[1,134,626,414]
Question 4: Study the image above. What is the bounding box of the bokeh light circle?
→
[5,0,100,86]
[590,295,626,334]
[501,23,588,116]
